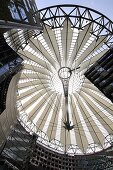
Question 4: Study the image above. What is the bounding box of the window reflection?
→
[6,0,41,26]
[8,3,21,20]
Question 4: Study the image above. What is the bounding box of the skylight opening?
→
[83,45,107,62]
[89,89,112,104]
[33,93,54,124]
[84,92,113,122]
[18,85,39,95]
[25,93,47,115]
[75,34,96,61]
[73,96,94,144]
[24,44,47,62]
[18,30,25,45]
[80,93,109,137]
[37,34,57,62]
[54,28,63,60]
[21,69,35,74]
[68,28,78,61]
[68,103,77,145]
[55,107,63,141]
[23,59,42,68]
[42,97,57,134]
[18,78,38,84]
[20,91,41,105]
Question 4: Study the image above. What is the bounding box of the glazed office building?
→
[0,1,113,170]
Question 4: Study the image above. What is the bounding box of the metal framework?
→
[4,5,113,156]
[5,4,113,51]
[39,4,113,35]
[1,122,113,170]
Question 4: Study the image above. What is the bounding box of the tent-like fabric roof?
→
[4,5,113,155]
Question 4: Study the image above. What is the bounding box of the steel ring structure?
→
[4,4,113,155]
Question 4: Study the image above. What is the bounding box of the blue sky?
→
[36,0,113,21]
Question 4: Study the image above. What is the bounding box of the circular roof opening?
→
[58,67,72,79]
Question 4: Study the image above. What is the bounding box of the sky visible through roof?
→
[36,0,113,21]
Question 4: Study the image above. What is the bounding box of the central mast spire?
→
[58,67,75,131]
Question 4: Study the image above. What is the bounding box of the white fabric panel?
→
[61,19,73,66]
[43,25,61,66]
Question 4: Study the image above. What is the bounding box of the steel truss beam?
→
[39,5,113,48]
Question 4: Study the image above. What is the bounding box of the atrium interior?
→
[0,1,113,170]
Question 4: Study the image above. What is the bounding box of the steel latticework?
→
[4,5,113,156]
[1,122,113,170]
